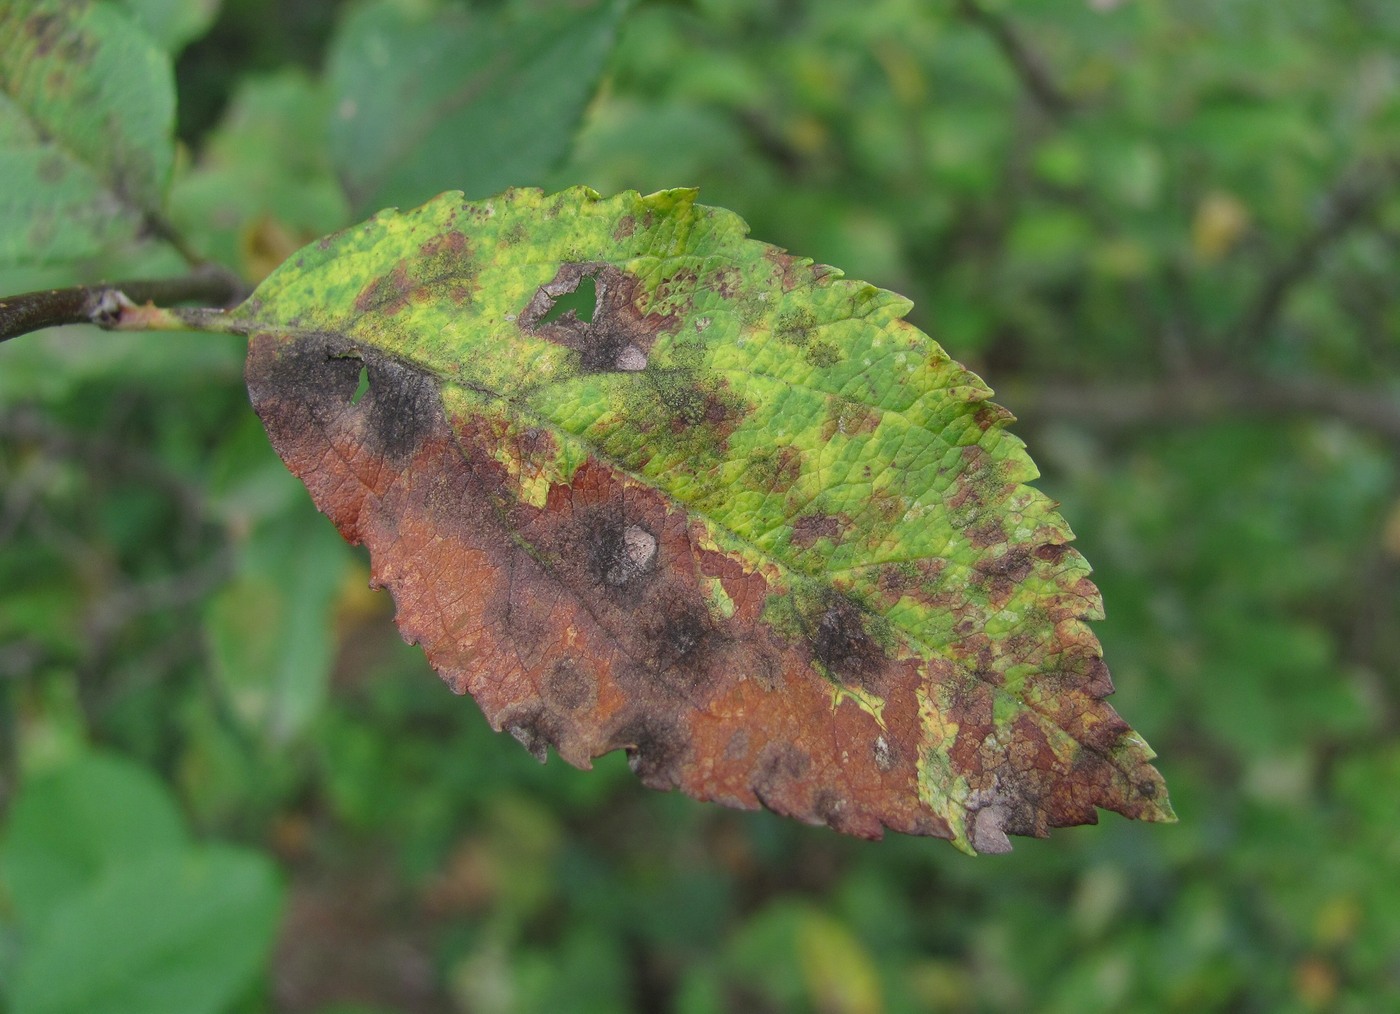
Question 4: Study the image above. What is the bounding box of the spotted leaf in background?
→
[222,187,1172,853]
[0,0,176,266]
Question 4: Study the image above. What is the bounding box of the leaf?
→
[0,752,186,930]
[113,0,221,52]
[325,0,628,214]
[724,901,882,1014]
[205,495,355,743]
[225,187,1172,853]
[9,845,282,1014]
[0,0,176,266]
[0,752,283,1014]
[169,69,348,278]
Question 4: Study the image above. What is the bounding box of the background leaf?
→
[325,0,629,214]
[169,69,348,279]
[0,752,282,1014]
[204,485,355,743]
[114,0,221,52]
[0,0,175,266]
[9,845,281,1014]
[0,753,186,929]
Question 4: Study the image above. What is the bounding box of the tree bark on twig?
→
[1234,160,1398,350]
[956,0,1073,121]
[1006,373,1400,445]
[0,267,245,344]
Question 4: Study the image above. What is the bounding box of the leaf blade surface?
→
[235,187,1173,852]
[0,0,175,266]
[326,0,628,214]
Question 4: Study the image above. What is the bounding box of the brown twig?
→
[956,0,1073,121]
[143,210,214,270]
[1005,372,1400,445]
[1234,161,1397,349]
[0,266,245,344]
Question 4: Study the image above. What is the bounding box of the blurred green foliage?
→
[2,0,1399,1011]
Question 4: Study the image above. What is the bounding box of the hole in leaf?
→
[350,364,370,405]
[540,275,597,325]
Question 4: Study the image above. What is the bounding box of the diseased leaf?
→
[0,0,176,266]
[325,0,627,214]
[224,187,1172,853]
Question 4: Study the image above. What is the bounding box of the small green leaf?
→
[205,499,355,743]
[0,0,176,266]
[9,845,282,1014]
[114,0,221,52]
[169,69,348,277]
[326,0,628,214]
[0,752,186,930]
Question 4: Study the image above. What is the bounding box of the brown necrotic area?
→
[246,331,947,842]
[519,263,676,374]
[354,230,478,317]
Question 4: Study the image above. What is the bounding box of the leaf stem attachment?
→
[0,266,246,344]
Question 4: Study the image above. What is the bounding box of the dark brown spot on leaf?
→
[248,336,439,469]
[973,402,1013,431]
[611,714,688,790]
[355,266,413,315]
[764,249,807,292]
[791,513,845,549]
[543,660,593,712]
[814,789,848,829]
[504,706,560,763]
[969,519,1008,548]
[709,265,741,298]
[520,263,674,373]
[746,445,803,494]
[812,598,889,694]
[632,601,719,700]
[754,744,811,801]
[775,307,817,348]
[823,399,882,441]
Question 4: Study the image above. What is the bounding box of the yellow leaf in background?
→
[240,214,306,284]
[873,39,927,106]
[1312,894,1362,948]
[796,910,883,1014]
[1192,190,1250,261]
[1382,499,1400,559]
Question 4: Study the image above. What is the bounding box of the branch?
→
[143,211,215,270]
[956,0,1073,121]
[0,267,245,344]
[1004,372,1400,445]
[1234,161,1397,348]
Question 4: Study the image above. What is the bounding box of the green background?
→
[2,0,1398,1010]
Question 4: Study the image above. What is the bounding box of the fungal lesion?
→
[809,596,894,697]
[581,510,660,592]
[591,521,658,588]
[519,262,666,374]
